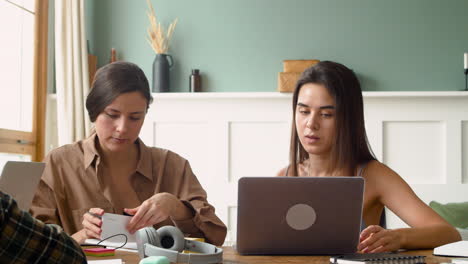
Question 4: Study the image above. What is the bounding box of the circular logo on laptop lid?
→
[286,203,316,230]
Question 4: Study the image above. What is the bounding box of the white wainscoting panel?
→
[229,122,290,182]
[227,206,238,245]
[45,92,468,244]
[153,122,216,183]
[463,121,468,184]
[382,121,445,184]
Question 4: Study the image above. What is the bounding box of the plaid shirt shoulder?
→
[0,192,87,264]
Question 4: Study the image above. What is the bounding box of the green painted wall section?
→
[86,0,468,92]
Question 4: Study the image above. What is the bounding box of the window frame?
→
[0,0,49,162]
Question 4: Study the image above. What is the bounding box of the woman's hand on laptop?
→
[125,192,193,234]
[358,225,403,253]
[72,207,104,243]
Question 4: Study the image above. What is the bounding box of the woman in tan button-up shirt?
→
[30,62,227,246]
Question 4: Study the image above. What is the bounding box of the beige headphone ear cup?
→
[136,227,161,259]
[146,227,161,247]
[156,226,185,252]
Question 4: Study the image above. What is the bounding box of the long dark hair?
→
[288,61,375,176]
[86,61,153,122]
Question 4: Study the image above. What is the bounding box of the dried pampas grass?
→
[146,0,178,54]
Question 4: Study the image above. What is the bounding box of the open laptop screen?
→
[236,176,364,255]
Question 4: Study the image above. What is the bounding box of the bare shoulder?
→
[363,160,416,201]
[277,166,289,176]
[363,160,402,182]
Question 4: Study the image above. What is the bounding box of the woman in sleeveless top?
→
[277,61,460,252]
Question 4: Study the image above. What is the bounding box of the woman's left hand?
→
[358,225,403,253]
[124,192,178,234]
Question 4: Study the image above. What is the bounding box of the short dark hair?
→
[288,61,375,176]
[86,61,153,122]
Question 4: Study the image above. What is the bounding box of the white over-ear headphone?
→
[136,226,223,264]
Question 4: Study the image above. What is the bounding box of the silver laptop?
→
[0,161,45,210]
[236,176,364,255]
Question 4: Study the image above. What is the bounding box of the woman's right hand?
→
[72,208,104,243]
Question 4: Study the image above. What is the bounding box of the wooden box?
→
[283,59,320,73]
[278,72,301,93]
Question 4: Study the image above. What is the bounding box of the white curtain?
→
[55,0,91,146]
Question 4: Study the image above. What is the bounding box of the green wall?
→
[86,0,468,92]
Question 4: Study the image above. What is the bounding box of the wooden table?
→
[87,247,453,264]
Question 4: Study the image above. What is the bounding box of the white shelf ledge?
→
[151,92,292,99]
[362,91,468,98]
[48,91,468,100]
[150,91,468,100]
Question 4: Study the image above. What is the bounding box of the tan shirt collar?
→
[83,133,153,181]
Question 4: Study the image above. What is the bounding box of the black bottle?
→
[190,69,201,92]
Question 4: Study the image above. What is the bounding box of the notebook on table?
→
[236,176,365,255]
[330,252,425,264]
[434,240,468,257]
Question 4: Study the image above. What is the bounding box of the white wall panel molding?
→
[446,120,462,184]
[229,121,290,183]
[227,206,238,245]
[462,121,468,184]
[382,121,445,184]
